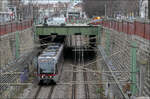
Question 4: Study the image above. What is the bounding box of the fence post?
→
[11,23,12,33]
[5,24,6,34]
[122,20,123,32]
[0,25,1,36]
[134,21,136,35]
[143,22,145,38]
[15,31,19,58]
[127,22,129,34]
[97,26,101,43]
[33,21,37,40]
[105,29,110,55]
[130,41,137,95]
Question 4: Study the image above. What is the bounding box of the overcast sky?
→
[23,0,72,4]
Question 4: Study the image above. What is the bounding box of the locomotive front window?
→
[38,60,55,74]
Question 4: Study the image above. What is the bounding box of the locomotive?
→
[37,43,64,84]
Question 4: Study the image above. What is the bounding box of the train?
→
[37,43,64,84]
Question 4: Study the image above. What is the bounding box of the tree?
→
[82,0,106,18]
[108,0,139,17]
[83,0,139,18]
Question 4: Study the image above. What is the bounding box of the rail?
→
[33,86,55,99]
[83,69,90,99]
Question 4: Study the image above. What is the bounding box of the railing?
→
[90,19,150,40]
[0,19,33,36]
[65,18,91,24]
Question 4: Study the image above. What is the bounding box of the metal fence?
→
[0,19,36,98]
[0,19,33,36]
[66,18,91,24]
[90,19,150,40]
[0,72,27,98]
[0,50,40,99]
[99,20,150,98]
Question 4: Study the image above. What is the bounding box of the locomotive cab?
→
[37,44,63,84]
[38,55,57,83]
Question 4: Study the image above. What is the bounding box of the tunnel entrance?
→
[64,47,96,64]
[39,35,66,44]
[39,35,66,48]
[38,34,97,62]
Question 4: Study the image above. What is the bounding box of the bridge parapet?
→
[36,25,101,35]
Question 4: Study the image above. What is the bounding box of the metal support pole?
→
[105,29,110,56]
[15,31,19,58]
[33,22,37,40]
[97,26,101,43]
[130,42,137,95]
[105,4,107,17]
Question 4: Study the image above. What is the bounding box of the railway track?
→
[31,61,64,99]
[47,86,55,98]
[33,85,55,99]
[82,46,90,99]
[72,35,91,99]
[72,67,76,99]
[33,86,42,99]
[83,69,90,99]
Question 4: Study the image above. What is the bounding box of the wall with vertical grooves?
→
[0,27,35,72]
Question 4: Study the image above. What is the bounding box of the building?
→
[0,0,9,11]
[67,2,83,19]
[140,0,148,19]
[23,0,82,4]
[0,0,13,23]
[0,0,2,11]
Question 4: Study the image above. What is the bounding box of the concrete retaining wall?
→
[0,28,35,71]
[0,27,41,98]
[99,27,150,98]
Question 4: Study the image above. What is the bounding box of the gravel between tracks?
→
[52,60,73,99]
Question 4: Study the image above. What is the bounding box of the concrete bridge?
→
[35,25,101,36]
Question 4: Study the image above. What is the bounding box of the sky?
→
[23,0,77,4]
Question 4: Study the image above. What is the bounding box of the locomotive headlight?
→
[41,75,44,78]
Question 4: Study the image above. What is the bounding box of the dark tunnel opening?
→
[38,35,97,63]
[39,35,66,48]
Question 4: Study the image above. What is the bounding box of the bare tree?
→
[83,0,139,18]
[108,0,139,17]
[83,0,106,18]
